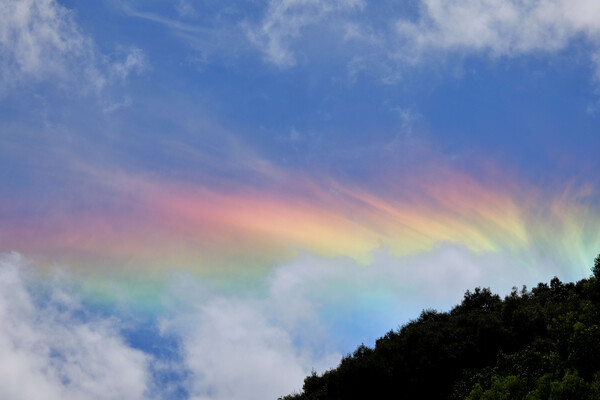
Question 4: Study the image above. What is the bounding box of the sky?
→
[1,0,600,399]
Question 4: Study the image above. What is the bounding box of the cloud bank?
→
[0,242,585,399]
[0,252,341,400]
[0,253,150,400]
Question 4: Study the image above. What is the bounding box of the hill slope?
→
[281,255,600,400]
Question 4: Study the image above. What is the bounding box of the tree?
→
[594,254,600,279]
[466,375,527,400]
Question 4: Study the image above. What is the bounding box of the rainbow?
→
[2,163,599,287]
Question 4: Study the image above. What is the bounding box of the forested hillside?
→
[281,255,600,400]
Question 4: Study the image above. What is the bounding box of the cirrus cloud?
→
[246,0,365,67]
[0,0,146,95]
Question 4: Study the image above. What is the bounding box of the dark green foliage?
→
[593,255,600,280]
[281,254,600,400]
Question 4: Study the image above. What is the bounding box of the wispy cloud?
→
[175,0,196,18]
[119,0,600,87]
[117,3,246,63]
[251,0,600,79]
[246,0,365,67]
[0,0,146,96]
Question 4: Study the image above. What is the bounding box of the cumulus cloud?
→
[0,253,150,400]
[154,244,571,399]
[0,0,145,94]
[0,244,586,400]
[0,252,341,400]
[159,277,340,400]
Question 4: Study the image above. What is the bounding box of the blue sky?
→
[2,1,600,399]
[3,0,600,186]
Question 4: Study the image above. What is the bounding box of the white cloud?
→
[0,0,146,94]
[246,0,365,67]
[0,243,586,400]
[394,0,600,60]
[122,0,600,85]
[108,47,146,82]
[159,277,340,400]
[154,243,573,399]
[0,253,150,400]
[264,245,562,340]
[244,0,600,84]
